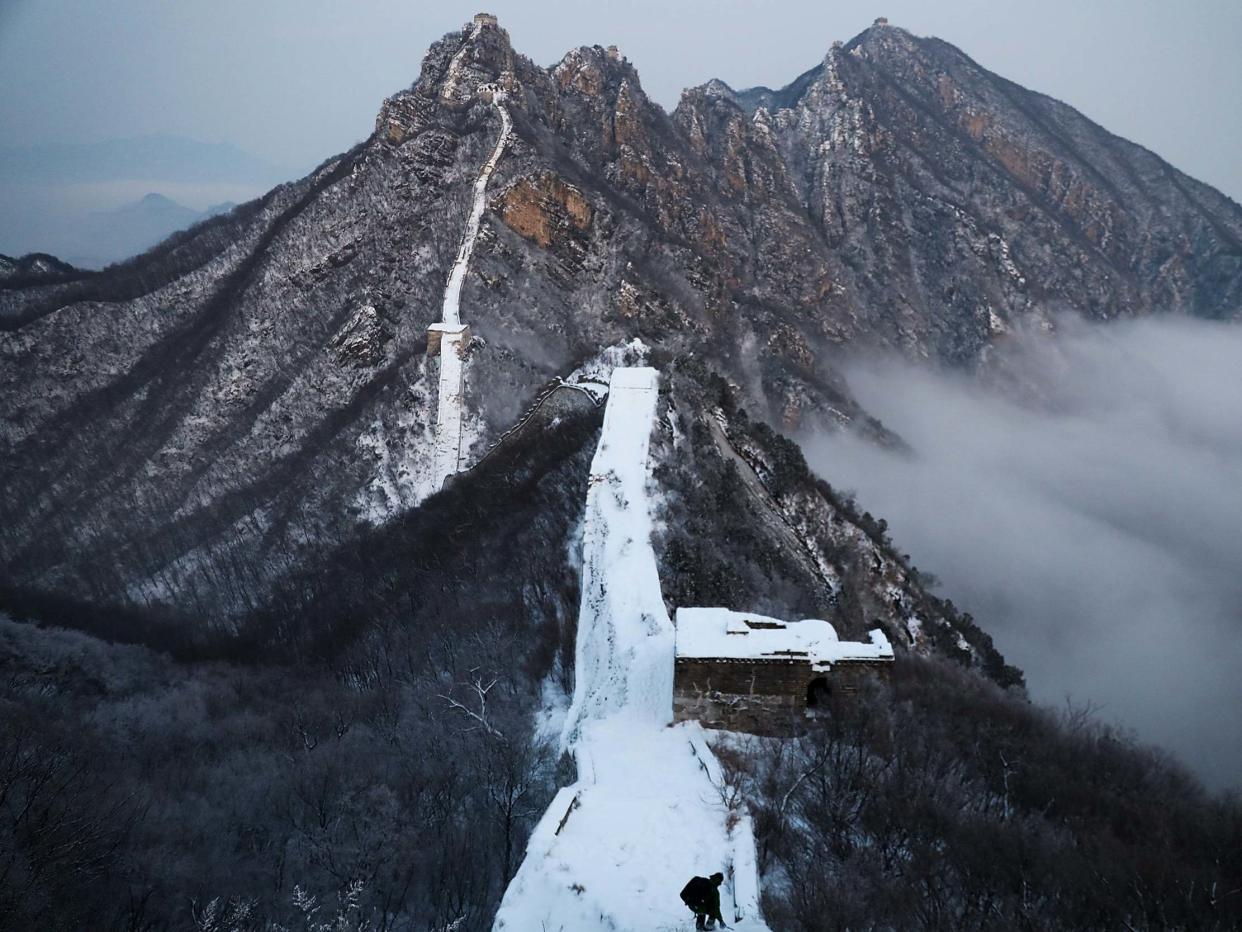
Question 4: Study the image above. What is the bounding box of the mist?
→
[808,316,1242,791]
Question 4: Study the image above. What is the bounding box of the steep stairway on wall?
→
[494,367,770,932]
[429,78,514,489]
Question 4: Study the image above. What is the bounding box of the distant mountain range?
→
[0,191,238,271]
[0,134,290,267]
[84,192,236,266]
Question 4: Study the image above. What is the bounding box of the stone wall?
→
[819,659,893,697]
[431,328,470,489]
[463,380,601,479]
[673,656,892,734]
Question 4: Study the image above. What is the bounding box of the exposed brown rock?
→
[498,173,592,248]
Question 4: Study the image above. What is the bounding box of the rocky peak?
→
[552,43,645,105]
[375,13,518,144]
[698,78,739,103]
[843,17,921,56]
[436,13,516,104]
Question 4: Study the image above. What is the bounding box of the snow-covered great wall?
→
[494,367,770,931]
[430,81,514,489]
[438,88,512,331]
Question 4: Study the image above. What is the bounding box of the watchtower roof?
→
[675,608,893,670]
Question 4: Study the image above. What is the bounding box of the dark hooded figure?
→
[680,872,726,929]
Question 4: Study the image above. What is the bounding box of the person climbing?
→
[680,871,727,930]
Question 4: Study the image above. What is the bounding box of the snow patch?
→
[676,607,894,670]
[905,614,924,644]
[533,677,572,745]
[355,375,437,523]
[563,338,651,400]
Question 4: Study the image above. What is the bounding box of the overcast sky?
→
[2,0,1241,198]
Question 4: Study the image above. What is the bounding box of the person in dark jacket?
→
[680,872,726,929]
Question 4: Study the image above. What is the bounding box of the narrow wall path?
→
[495,367,770,932]
[440,93,512,328]
[430,89,513,489]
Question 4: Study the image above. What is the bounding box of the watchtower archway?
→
[806,676,830,709]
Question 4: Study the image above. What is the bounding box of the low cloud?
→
[808,315,1242,791]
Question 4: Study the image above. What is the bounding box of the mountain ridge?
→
[2,12,1240,662]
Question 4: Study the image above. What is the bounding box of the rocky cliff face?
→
[696,23,1242,362]
[1,17,1239,647]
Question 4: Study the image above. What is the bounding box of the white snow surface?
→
[440,94,512,327]
[497,720,769,932]
[495,368,770,932]
[429,90,512,489]
[431,329,468,489]
[560,365,672,750]
[676,607,894,670]
[564,337,651,396]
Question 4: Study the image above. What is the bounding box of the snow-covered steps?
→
[560,366,672,752]
[430,324,470,488]
[495,367,770,932]
[427,87,513,489]
[439,92,512,326]
[496,721,769,931]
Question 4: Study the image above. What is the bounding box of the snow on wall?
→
[564,337,651,393]
[676,607,894,668]
[429,90,513,490]
[730,811,764,921]
[440,94,512,327]
[495,367,770,932]
[559,366,673,752]
[431,327,469,488]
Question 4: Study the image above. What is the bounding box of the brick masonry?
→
[673,656,892,734]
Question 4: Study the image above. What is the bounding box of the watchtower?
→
[673,608,894,734]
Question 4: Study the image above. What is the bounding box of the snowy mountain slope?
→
[4,14,1242,631]
[3,361,1239,930]
[685,23,1242,361]
[648,359,1019,685]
